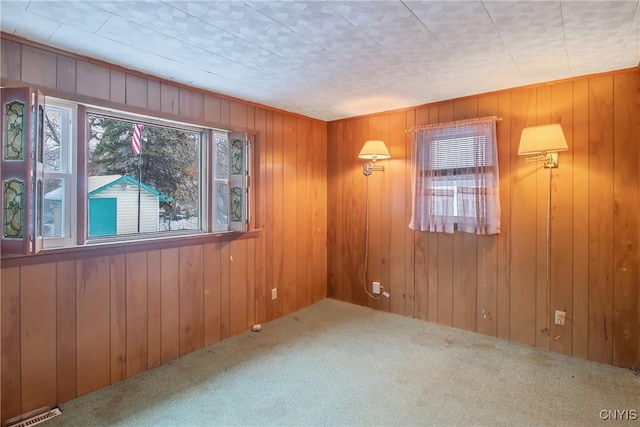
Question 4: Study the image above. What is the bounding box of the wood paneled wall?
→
[0,36,327,423]
[328,69,640,369]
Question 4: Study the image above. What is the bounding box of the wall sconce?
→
[518,124,568,168]
[358,139,391,175]
[518,123,569,342]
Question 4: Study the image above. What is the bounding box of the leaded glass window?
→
[4,100,25,161]
[4,179,24,238]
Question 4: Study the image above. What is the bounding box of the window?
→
[87,113,202,239]
[44,100,76,248]
[1,87,252,255]
[409,117,500,235]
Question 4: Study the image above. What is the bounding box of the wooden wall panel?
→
[1,36,327,425]
[179,88,204,120]
[534,86,551,351]
[296,118,310,311]
[126,252,148,377]
[496,92,512,341]
[219,242,231,340]
[160,83,179,115]
[76,61,110,100]
[110,70,126,104]
[76,257,111,396]
[282,115,297,316]
[203,243,222,346]
[549,81,574,355]
[389,111,409,316]
[452,98,478,332]
[271,112,285,319]
[56,260,77,403]
[612,72,639,367]
[229,240,248,336]
[1,38,21,80]
[147,250,161,368]
[1,268,21,420]
[587,75,614,365]
[21,45,56,89]
[20,263,57,413]
[327,69,640,369]
[56,55,76,94]
[477,94,499,337]
[109,254,126,384]
[572,79,590,360]
[160,248,180,363]
[126,74,148,109]
[179,245,204,356]
[508,88,537,346]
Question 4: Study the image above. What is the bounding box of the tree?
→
[88,115,199,219]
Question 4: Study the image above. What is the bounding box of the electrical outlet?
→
[372,281,381,294]
[271,288,277,300]
[555,310,566,325]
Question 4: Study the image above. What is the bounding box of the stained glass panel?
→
[216,183,229,225]
[231,138,243,175]
[231,186,242,222]
[4,100,25,160]
[4,179,24,238]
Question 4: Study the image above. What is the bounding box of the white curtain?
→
[409,118,501,234]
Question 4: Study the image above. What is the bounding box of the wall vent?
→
[3,407,61,427]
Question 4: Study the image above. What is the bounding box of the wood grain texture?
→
[587,75,614,365]
[160,248,180,363]
[296,118,311,311]
[110,254,127,384]
[76,257,111,396]
[219,242,231,339]
[477,94,499,337]
[496,92,512,341]
[282,115,297,316]
[535,86,551,350]
[160,83,179,115]
[1,38,21,80]
[179,88,204,120]
[110,70,126,104]
[126,74,148,109]
[1,268,21,421]
[326,68,640,369]
[56,55,76,94]
[76,61,110,100]
[549,81,574,355]
[572,79,590,360]
[179,245,204,356]
[229,240,248,336]
[0,36,328,425]
[20,263,57,413]
[21,45,56,89]
[508,88,537,346]
[203,243,222,346]
[56,260,77,403]
[452,98,478,332]
[147,250,162,368]
[612,72,639,367]
[126,252,148,377]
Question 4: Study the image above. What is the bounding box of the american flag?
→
[132,124,144,155]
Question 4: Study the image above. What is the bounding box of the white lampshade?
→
[518,124,568,155]
[358,140,391,160]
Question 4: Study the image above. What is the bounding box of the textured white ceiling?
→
[1,1,639,121]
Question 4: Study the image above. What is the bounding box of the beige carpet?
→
[46,298,639,426]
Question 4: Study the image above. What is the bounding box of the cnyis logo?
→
[599,409,638,421]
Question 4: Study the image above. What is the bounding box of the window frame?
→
[42,98,78,249]
[409,117,500,235]
[1,87,256,258]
